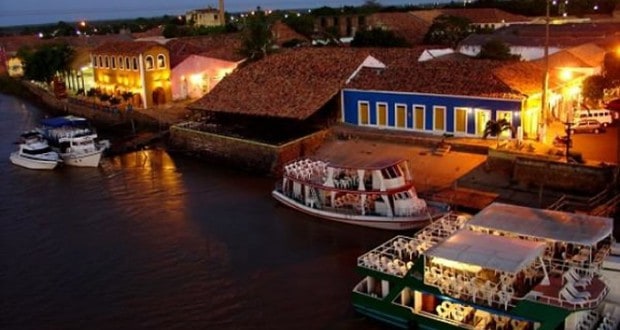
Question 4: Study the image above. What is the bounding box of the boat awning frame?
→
[425,230,547,274]
[467,202,613,246]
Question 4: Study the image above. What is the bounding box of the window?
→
[125,57,130,70]
[91,55,97,68]
[157,54,166,68]
[145,55,154,70]
[98,56,103,68]
[132,57,138,70]
[414,105,425,130]
[395,104,406,129]
[358,102,369,125]
[433,106,446,131]
[497,111,513,125]
[104,56,109,68]
[118,56,124,69]
[376,102,387,126]
[111,57,116,69]
[455,107,468,134]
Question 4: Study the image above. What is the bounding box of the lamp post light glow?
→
[540,0,551,143]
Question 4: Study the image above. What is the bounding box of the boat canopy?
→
[310,155,405,171]
[467,202,613,245]
[41,116,88,128]
[425,230,546,273]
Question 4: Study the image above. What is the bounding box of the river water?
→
[0,93,395,329]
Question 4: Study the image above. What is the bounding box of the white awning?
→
[467,203,613,245]
[425,230,546,273]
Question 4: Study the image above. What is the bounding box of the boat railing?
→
[358,235,417,278]
[527,285,609,311]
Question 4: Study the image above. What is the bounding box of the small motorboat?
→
[9,134,61,170]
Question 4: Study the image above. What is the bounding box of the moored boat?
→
[9,134,61,170]
[352,203,620,329]
[272,157,450,230]
[37,116,110,167]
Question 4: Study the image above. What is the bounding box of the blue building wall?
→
[342,89,523,137]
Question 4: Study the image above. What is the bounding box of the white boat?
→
[9,135,61,170]
[272,157,450,230]
[37,116,110,167]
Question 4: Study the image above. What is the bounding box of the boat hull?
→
[272,190,446,230]
[60,149,103,167]
[10,152,58,170]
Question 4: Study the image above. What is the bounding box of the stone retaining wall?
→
[488,148,616,194]
[169,123,329,176]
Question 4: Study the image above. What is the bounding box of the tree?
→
[351,27,409,47]
[21,43,74,84]
[482,118,515,147]
[603,51,620,89]
[478,39,520,60]
[582,75,606,105]
[238,8,275,61]
[423,15,473,49]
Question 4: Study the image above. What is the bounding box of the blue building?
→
[341,56,526,138]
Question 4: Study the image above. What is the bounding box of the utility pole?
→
[540,0,551,143]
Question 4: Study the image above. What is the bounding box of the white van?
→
[573,109,613,127]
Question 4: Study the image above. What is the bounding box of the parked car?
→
[573,109,613,127]
[569,119,606,134]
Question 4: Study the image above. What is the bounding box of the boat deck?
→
[529,273,608,310]
[422,187,499,211]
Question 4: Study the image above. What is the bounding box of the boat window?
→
[23,147,52,155]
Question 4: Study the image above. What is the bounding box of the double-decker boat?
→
[272,157,450,230]
[352,203,620,329]
[37,116,110,167]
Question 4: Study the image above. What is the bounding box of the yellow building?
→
[186,1,225,28]
[91,41,172,109]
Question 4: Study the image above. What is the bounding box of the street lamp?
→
[540,0,550,143]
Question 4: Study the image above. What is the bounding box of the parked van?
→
[573,109,613,127]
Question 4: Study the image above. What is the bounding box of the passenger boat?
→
[272,157,450,230]
[37,116,110,167]
[9,133,61,170]
[352,203,620,329]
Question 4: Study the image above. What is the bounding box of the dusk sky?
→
[0,0,444,27]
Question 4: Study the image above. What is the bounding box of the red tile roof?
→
[91,40,163,56]
[272,21,309,45]
[366,12,430,45]
[164,39,209,68]
[411,8,529,24]
[170,34,245,62]
[347,57,524,100]
[132,26,164,39]
[189,47,372,119]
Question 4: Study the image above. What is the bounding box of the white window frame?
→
[454,107,469,135]
[157,54,166,69]
[394,103,407,130]
[375,102,388,127]
[433,106,447,133]
[358,101,370,126]
[497,110,513,125]
[413,104,425,131]
[145,55,154,70]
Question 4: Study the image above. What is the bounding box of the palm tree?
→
[482,118,515,147]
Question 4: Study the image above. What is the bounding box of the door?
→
[414,105,425,131]
[475,109,492,136]
[454,107,468,135]
[395,104,406,129]
[377,103,387,127]
[433,106,446,132]
[358,102,369,125]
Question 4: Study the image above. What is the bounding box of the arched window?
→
[104,56,109,68]
[145,55,154,70]
[92,55,97,68]
[98,56,103,68]
[132,57,138,70]
[157,54,166,68]
[125,57,130,70]
[118,56,124,69]
[111,56,116,69]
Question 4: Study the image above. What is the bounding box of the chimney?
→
[219,0,225,26]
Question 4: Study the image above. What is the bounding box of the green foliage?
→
[478,39,520,60]
[582,75,606,101]
[21,43,74,84]
[483,118,515,147]
[423,15,473,48]
[238,8,275,61]
[351,27,409,47]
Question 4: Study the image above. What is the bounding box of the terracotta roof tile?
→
[164,39,208,68]
[411,8,529,24]
[366,12,431,45]
[347,57,524,99]
[131,26,164,39]
[189,47,372,119]
[91,40,163,55]
[170,34,245,62]
[272,21,309,45]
